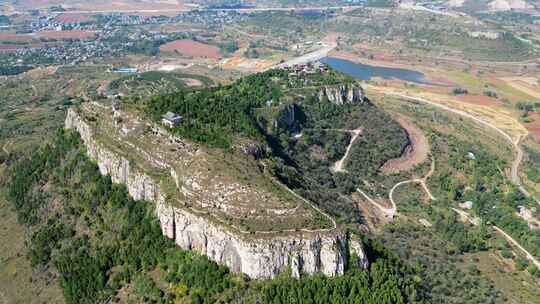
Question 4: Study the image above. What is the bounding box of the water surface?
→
[321,57,431,85]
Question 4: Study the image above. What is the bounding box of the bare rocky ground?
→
[381,114,429,175]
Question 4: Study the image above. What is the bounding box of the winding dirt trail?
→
[381,158,437,219]
[373,93,540,270]
[382,92,539,205]
[1,141,9,155]
[493,226,540,269]
[356,188,396,219]
[356,176,436,220]
[333,128,362,172]
[334,89,540,269]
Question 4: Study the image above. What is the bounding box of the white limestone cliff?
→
[65,108,368,279]
[318,84,365,105]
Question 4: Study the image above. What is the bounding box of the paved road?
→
[275,42,337,69]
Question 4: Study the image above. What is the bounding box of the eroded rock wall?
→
[65,108,368,279]
[318,84,365,105]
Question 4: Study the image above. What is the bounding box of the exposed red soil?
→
[484,73,508,87]
[524,113,540,140]
[456,95,501,107]
[426,74,455,86]
[0,32,34,42]
[424,86,454,94]
[159,39,221,58]
[37,30,96,40]
[381,114,429,175]
[55,13,93,23]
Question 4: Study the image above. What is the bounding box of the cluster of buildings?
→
[4,38,121,65]
[26,15,96,33]
[0,25,184,66]
[282,61,329,77]
[171,10,247,26]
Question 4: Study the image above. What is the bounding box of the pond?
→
[321,57,431,85]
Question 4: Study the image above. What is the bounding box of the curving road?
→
[381,92,539,205]
[385,158,437,218]
[275,42,337,69]
[378,92,540,269]
[450,207,540,269]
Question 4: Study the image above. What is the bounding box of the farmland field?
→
[36,30,96,40]
[159,39,221,58]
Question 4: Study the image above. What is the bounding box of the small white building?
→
[161,112,182,128]
[466,152,476,160]
[459,201,473,210]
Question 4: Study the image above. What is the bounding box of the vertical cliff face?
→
[65,108,368,279]
[318,84,365,105]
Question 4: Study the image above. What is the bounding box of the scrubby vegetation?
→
[381,221,505,304]
[427,133,540,259]
[257,90,408,222]
[524,146,540,184]
[0,65,33,76]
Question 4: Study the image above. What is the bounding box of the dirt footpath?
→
[381,114,429,174]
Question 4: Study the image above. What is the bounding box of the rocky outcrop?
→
[318,84,365,105]
[65,108,368,279]
[273,103,303,133]
[234,140,267,159]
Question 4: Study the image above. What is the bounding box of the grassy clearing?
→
[448,70,485,89]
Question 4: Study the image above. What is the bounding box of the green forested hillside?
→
[3,129,421,304]
[141,68,409,224]
[143,68,353,148]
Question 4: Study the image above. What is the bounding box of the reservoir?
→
[321,57,431,85]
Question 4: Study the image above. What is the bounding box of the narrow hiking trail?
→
[333,128,362,172]
[361,158,437,219]
[1,141,9,155]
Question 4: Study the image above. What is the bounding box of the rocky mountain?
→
[65,106,368,279]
